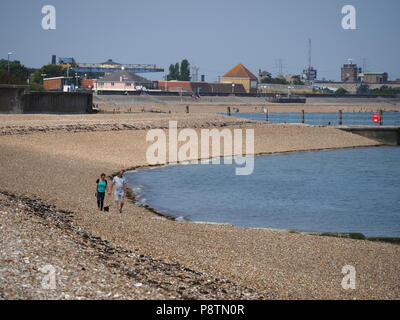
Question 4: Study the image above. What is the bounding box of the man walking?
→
[109,170,127,213]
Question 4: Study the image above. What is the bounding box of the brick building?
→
[363,72,388,84]
[43,77,73,91]
[81,79,94,89]
[341,62,361,82]
[220,64,258,94]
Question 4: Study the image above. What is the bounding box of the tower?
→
[341,59,360,82]
[302,39,317,82]
[191,66,200,82]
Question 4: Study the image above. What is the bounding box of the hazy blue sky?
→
[1,0,399,81]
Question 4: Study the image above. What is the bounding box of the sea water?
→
[226,112,400,126]
[126,147,400,237]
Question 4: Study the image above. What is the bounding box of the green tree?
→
[29,82,44,91]
[32,64,63,84]
[0,70,26,84]
[0,59,31,84]
[356,84,370,95]
[371,85,399,96]
[31,64,78,84]
[179,59,191,81]
[335,88,348,96]
[167,59,191,81]
[167,63,179,80]
[293,79,305,85]
[260,77,289,85]
[167,64,174,80]
[260,77,271,84]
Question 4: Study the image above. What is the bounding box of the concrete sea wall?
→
[0,85,29,113]
[23,92,93,114]
[0,85,93,114]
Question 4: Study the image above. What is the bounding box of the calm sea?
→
[126,147,400,237]
[226,112,400,126]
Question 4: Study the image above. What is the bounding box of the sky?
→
[1,0,399,81]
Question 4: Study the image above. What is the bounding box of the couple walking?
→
[95,170,127,213]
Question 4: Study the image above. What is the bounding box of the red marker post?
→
[372,113,381,124]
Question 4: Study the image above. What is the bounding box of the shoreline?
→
[94,100,400,115]
[1,113,398,299]
[0,190,260,299]
[122,144,400,244]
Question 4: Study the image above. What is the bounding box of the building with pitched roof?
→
[220,64,258,93]
[94,69,153,94]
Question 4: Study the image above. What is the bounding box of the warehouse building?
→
[363,72,388,84]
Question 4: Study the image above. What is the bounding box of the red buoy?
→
[372,113,380,124]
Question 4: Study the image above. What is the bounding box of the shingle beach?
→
[1,112,399,300]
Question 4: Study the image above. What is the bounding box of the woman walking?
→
[96,173,108,211]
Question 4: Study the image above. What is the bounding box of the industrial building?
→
[301,39,317,82]
[57,57,164,74]
[341,59,389,84]
[220,64,258,94]
[302,67,317,82]
[94,70,153,94]
[341,60,361,82]
[363,72,388,84]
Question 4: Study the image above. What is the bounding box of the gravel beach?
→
[0,112,399,300]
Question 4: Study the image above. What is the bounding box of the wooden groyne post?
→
[264,108,268,121]
[338,110,343,125]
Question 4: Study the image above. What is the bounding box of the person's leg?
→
[99,192,105,211]
[96,192,101,210]
[120,201,124,213]
[114,192,120,212]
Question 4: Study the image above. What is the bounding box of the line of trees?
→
[260,76,305,85]
[31,64,78,84]
[0,59,83,90]
[0,59,33,85]
[167,59,191,81]
[321,85,400,97]
[357,84,400,96]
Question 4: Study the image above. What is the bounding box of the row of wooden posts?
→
[106,105,384,126]
[226,107,384,125]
